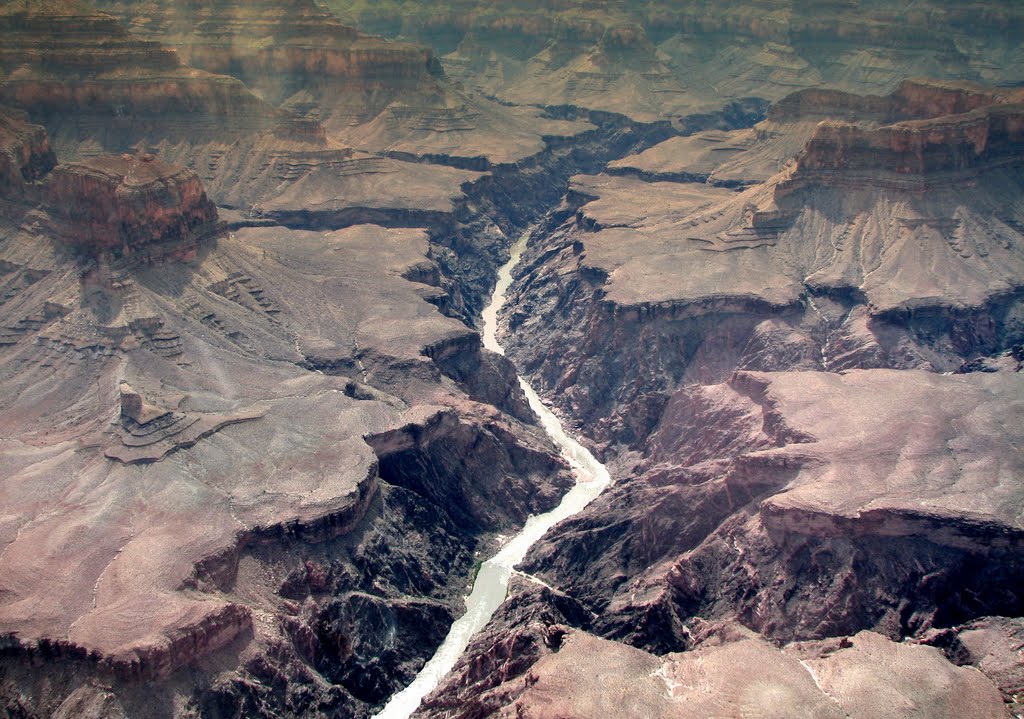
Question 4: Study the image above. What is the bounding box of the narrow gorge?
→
[0,2,1022,718]
[375,232,611,719]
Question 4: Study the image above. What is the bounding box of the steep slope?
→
[606,80,1016,185]
[501,81,1024,442]
[0,0,510,236]
[417,80,1024,718]
[0,0,290,148]
[0,105,54,206]
[0,127,573,716]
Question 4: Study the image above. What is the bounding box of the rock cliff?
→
[609,79,1024,186]
[415,78,1024,719]
[93,0,594,167]
[0,117,573,716]
[93,0,442,120]
[0,0,287,141]
[3,1,1024,717]
[47,154,218,258]
[500,82,1024,447]
[0,105,55,204]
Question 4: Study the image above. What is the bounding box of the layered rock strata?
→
[93,0,442,117]
[0,0,288,143]
[94,0,594,166]
[415,80,1024,719]
[0,0,448,229]
[3,1,1023,715]
[47,154,219,259]
[501,83,1024,444]
[0,122,572,716]
[609,80,1024,186]
[326,0,1024,121]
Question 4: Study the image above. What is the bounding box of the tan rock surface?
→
[741,369,1024,534]
[555,85,1024,316]
[0,0,500,233]
[607,130,761,184]
[0,164,568,687]
[491,628,1006,719]
[0,0,287,135]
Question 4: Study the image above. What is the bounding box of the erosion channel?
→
[377,232,612,719]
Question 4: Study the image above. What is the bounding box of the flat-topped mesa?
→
[48,154,219,262]
[766,88,895,125]
[888,79,1014,122]
[769,82,1024,198]
[804,106,1024,173]
[777,103,1024,196]
[0,105,55,203]
[766,81,1010,125]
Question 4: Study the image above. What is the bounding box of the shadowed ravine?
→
[374,232,612,719]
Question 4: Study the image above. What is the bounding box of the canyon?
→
[0,0,1022,718]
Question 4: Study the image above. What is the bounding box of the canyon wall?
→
[421,78,1024,719]
[1,1,1023,718]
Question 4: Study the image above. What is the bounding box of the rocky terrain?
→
[501,80,1024,438]
[326,0,1024,121]
[0,2,707,716]
[0,0,591,245]
[1,0,1023,718]
[0,118,574,716]
[417,79,1024,718]
[92,0,594,167]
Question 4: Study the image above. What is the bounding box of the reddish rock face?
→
[47,154,218,256]
[766,81,1009,125]
[0,105,55,200]
[792,99,1024,181]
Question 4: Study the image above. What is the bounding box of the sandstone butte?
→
[0,0,1022,718]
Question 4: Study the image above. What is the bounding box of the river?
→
[373,232,612,719]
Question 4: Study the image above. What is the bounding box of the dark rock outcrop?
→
[501,83,1024,450]
[0,205,572,717]
[416,77,1024,719]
